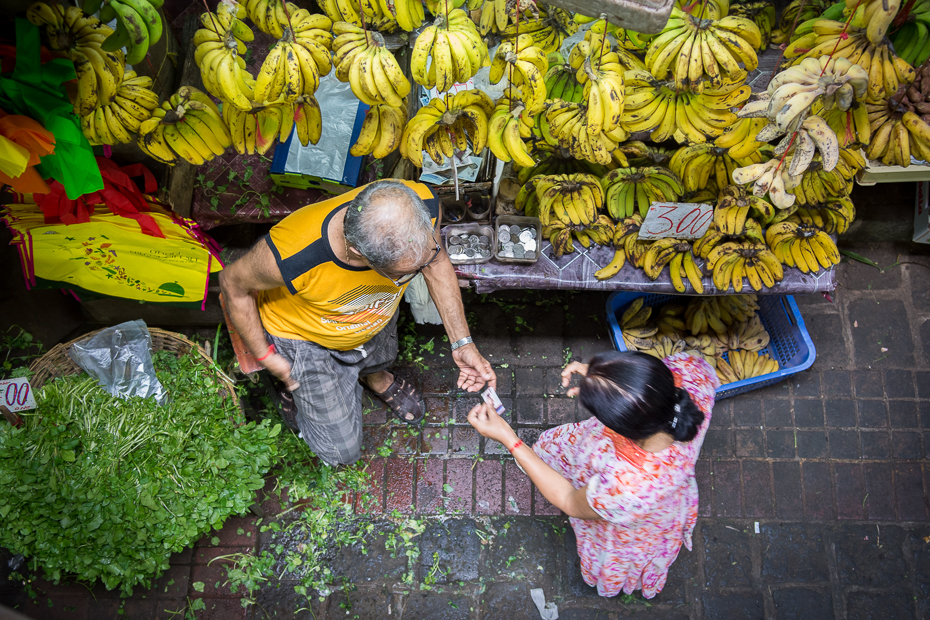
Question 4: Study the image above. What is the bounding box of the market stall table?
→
[450,236,836,294]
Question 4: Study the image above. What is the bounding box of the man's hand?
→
[452,343,496,392]
[262,353,300,392]
[467,402,517,446]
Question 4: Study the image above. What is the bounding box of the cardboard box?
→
[915,181,930,244]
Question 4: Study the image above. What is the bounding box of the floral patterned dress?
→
[533,352,718,598]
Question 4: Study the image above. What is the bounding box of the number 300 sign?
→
[637,202,715,240]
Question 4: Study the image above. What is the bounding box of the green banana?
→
[102,18,131,52]
[110,0,149,64]
[118,0,162,46]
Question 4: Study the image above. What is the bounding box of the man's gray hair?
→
[344,180,436,271]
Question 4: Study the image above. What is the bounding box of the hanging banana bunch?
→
[331,22,410,107]
[137,86,232,165]
[729,0,776,49]
[600,167,684,219]
[669,143,770,195]
[350,104,408,158]
[765,218,841,274]
[26,2,125,117]
[411,8,489,93]
[489,33,548,114]
[80,70,159,145]
[622,70,750,145]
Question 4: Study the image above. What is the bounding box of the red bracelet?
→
[508,439,523,453]
[255,344,275,361]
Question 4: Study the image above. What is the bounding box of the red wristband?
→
[508,439,523,453]
[255,344,275,361]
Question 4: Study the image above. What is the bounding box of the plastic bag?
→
[68,320,168,405]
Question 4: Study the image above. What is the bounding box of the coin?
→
[519,230,533,243]
[514,245,525,258]
[498,225,509,235]
[524,239,537,252]
[479,248,491,259]
[464,248,475,258]
[525,250,536,260]
[498,231,511,243]
[509,225,520,236]
[503,241,514,253]
[501,249,514,258]
[478,235,490,246]
[468,234,479,244]
[449,244,463,255]
[528,228,537,239]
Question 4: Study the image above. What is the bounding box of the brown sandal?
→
[367,376,426,425]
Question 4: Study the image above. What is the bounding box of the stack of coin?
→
[496,224,538,260]
[447,232,492,261]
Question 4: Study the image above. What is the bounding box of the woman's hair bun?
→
[669,387,704,443]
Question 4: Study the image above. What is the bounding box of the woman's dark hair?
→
[578,351,705,443]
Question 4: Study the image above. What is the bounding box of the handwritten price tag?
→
[637,202,715,240]
[0,378,36,413]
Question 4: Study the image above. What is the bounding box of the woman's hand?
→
[561,361,589,397]
[467,402,518,447]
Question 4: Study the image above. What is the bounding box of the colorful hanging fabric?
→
[0,110,56,194]
[0,19,101,198]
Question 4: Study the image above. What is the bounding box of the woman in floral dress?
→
[467,350,717,598]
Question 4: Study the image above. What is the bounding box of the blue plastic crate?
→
[606,292,816,400]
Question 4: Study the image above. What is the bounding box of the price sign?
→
[637,202,715,240]
[0,378,36,412]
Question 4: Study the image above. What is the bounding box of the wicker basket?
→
[29,327,239,407]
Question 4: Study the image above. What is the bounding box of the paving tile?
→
[703,428,733,457]
[419,519,481,582]
[889,400,919,428]
[361,392,388,425]
[918,371,930,400]
[834,463,867,519]
[912,260,930,311]
[702,523,753,587]
[766,430,796,458]
[420,368,456,396]
[822,370,853,398]
[764,400,793,427]
[825,399,857,427]
[846,590,916,620]
[860,430,891,458]
[839,244,903,289]
[466,304,516,363]
[517,427,542,449]
[545,366,576,396]
[420,426,449,455]
[735,429,764,457]
[741,460,773,517]
[208,516,257,548]
[190,563,238,598]
[484,519,566,584]
[533,484,561,516]
[451,426,480,455]
[355,457,385,515]
[894,463,927,520]
[494,365,514,396]
[193,546,251,566]
[384,458,415,514]
[761,522,829,582]
[696,459,712,517]
[415,458,444,514]
[884,370,916,399]
[794,399,825,428]
[453,395,486,424]
[863,462,896,520]
[547,398,577,425]
[892,431,923,459]
[834,525,907,587]
[806,312,850,368]
[154,565,191,599]
[444,459,473,513]
[248,581,324,619]
[797,430,829,459]
[484,434,508,455]
[504,460,532,516]
[829,430,860,459]
[514,367,545,396]
[477,582,547,619]
[772,587,835,620]
[475,460,503,514]
[858,400,889,428]
[792,371,821,398]
[424,397,453,425]
[773,461,804,519]
[188,597,247,619]
[803,462,836,519]
[403,590,472,619]
[513,305,564,366]
[921,401,930,428]
[854,370,885,398]
[712,460,742,517]
[701,591,764,620]
[849,298,915,368]
[513,397,544,424]
[732,397,763,426]
[20,595,90,620]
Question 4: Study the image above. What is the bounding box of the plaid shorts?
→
[267,312,399,466]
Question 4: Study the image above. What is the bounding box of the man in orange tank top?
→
[220,180,496,466]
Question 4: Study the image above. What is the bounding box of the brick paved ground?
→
[2,232,930,619]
